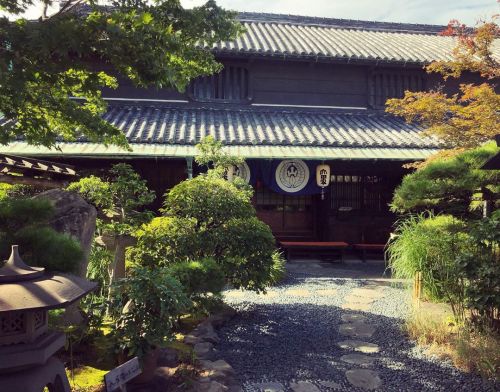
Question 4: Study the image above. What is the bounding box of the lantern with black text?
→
[316,164,331,200]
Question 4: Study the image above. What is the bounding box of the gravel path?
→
[216,260,498,392]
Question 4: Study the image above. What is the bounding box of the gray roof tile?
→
[208,13,500,64]
[98,104,440,149]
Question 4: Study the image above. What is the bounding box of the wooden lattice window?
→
[330,175,392,212]
[369,71,426,109]
[189,66,250,103]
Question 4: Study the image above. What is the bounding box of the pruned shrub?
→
[0,198,82,272]
[167,258,226,297]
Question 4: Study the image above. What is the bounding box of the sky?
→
[6,0,499,26]
[181,0,499,26]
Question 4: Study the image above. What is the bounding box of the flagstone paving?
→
[218,260,498,391]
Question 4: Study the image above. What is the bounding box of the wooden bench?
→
[352,243,386,262]
[280,241,349,262]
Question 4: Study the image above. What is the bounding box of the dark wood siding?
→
[251,61,369,107]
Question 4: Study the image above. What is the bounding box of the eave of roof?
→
[0,103,443,161]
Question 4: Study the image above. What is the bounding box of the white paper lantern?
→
[316,164,331,188]
[316,164,330,200]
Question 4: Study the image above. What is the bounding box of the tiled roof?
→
[207,13,500,64]
[97,103,440,149]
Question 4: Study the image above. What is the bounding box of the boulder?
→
[34,189,96,278]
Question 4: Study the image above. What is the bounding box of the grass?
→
[406,305,499,380]
[66,366,107,392]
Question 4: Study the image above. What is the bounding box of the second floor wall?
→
[101,57,484,109]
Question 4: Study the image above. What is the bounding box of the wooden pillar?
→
[186,157,193,179]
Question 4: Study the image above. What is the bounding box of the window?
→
[189,65,250,103]
[330,175,393,213]
[255,188,313,213]
[369,71,426,109]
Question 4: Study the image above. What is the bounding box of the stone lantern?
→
[0,245,96,392]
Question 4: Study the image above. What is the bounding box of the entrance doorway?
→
[254,187,315,240]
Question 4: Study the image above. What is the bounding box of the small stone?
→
[340,353,375,367]
[351,288,385,298]
[201,360,235,375]
[345,369,382,390]
[339,323,376,338]
[341,314,367,323]
[290,381,320,392]
[337,340,380,353]
[254,381,285,392]
[194,342,214,359]
[318,381,341,390]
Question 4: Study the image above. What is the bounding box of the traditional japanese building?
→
[2,13,494,244]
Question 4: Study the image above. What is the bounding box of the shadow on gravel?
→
[217,303,498,392]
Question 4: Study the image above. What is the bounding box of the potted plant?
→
[110,265,191,383]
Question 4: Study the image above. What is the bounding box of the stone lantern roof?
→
[0,245,96,313]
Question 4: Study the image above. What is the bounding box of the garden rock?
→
[194,342,214,359]
[339,322,376,338]
[200,360,235,375]
[341,314,367,323]
[185,334,203,345]
[337,340,380,354]
[253,381,285,392]
[34,189,96,277]
[157,347,179,367]
[345,369,382,390]
[340,353,375,367]
[290,381,320,392]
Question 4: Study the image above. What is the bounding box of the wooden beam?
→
[0,174,68,188]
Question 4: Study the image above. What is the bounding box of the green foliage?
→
[167,258,226,298]
[128,137,281,292]
[0,183,11,200]
[0,197,82,272]
[67,163,155,234]
[163,174,254,228]
[0,0,242,148]
[195,135,244,174]
[127,216,199,268]
[455,214,500,327]
[110,266,191,358]
[387,213,470,301]
[391,144,499,216]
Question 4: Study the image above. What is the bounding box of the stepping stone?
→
[341,303,370,311]
[343,295,376,304]
[286,289,311,297]
[340,353,375,367]
[339,323,376,338]
[341,314,367,323]
[318,381,341,390]
[290,381,320,392]
[259,291,278,298]
[225,291,245,298]
[337,340,380,353]
[351,288,385,298]
[253,382,284,392]
[345,369,382,390]
[315,289,338,296]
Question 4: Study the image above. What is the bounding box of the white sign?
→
[275,159,310,193]
[105,357,141,392]
[225,162,251,183]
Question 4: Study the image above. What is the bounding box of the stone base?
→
[0,356,70,392]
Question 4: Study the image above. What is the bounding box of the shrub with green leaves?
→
[110,266,191,359]
[127,137,285,292]
[126,216,199,268]
[0,198,82,272]
[167,258,226,298]
[391,143,499,217]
